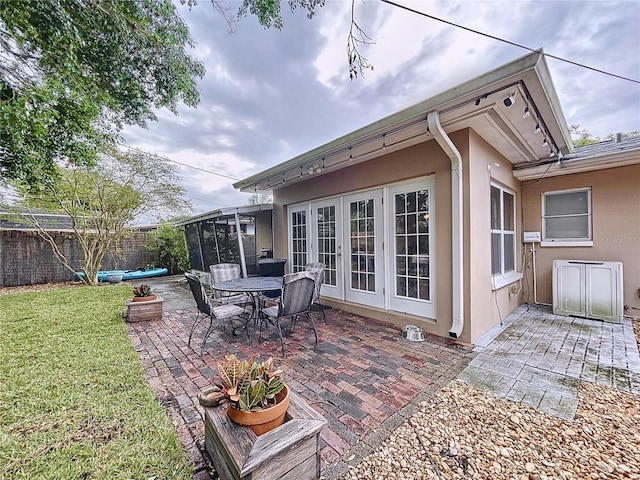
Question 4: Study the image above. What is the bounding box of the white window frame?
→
[491,183,522,290]
[541,187,593,247]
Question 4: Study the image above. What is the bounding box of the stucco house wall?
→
[466,130,523,341]
[274,135,463,339]
[522,163,640,312]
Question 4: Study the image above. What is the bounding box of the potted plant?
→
[132,283,156,302]
[198,354,290,436]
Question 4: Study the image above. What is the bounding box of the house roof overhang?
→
[234,51,572,193]
[513,136,640,180]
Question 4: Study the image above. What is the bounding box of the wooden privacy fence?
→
[0,230,155,287]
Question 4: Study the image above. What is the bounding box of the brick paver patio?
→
[127,295,473,479]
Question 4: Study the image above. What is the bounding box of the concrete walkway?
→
[457,304,640,419]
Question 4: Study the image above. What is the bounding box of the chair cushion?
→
[211,304,245,319]
[261,305,279,318]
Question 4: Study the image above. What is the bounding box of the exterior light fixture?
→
[349,147,353,160]
[523,106,530,118]
[542,138,548,147]
[382,134,387,150]
[534,124,541,134]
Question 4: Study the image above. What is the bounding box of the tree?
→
[146,222,191,275]
[13,148,191,286]
[0,0,205,187]
[570,125,640,148]
[247,193,273,205]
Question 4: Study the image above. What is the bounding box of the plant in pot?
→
[198,354,289,436]
[132,283,156,302]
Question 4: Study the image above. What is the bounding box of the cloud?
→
[122,0,640,218]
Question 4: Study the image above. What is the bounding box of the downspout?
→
[427,111,464,338]
[234,211,248,278]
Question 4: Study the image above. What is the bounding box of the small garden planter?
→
[124,296,164,322]
[203,389,327,480]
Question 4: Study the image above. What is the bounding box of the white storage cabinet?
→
[552,260,623,323]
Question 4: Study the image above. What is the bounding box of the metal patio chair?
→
[185,273,248,357]
[260,272,318,357]
[209,263,250,310]
[305,262,329,324]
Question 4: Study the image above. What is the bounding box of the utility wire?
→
[380,0,640,85]
[168,158,239,181]
[119,143,239,180]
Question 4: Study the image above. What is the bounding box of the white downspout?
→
[234,211,248,278]
[427,111,464,338]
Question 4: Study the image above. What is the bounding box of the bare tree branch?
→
[347,0,374,80]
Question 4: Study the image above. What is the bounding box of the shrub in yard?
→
[146,221,190,274]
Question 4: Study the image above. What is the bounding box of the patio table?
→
[212,276,283,330]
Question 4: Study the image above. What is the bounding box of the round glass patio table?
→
[212,276,283,327]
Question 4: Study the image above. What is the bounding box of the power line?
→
[168,158,239,181]
[380,0,640,85]
[119,143,240,180]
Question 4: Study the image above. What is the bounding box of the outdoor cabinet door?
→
[343,190,384,308]
[310,198,344,300]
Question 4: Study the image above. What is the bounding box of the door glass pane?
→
[291,210,307,273]
[394,189,430,300]
[349,199,375,292]
[317,206,336,285]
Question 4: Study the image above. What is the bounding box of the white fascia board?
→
[513,148,640,180]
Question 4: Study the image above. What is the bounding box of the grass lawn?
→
[0,284,192,479]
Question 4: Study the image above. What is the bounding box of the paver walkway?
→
[457,304,640,419]
[127,277,472,479]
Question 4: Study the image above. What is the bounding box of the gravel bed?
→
[344,380,639,479]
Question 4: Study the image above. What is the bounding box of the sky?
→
[122,0,640,218]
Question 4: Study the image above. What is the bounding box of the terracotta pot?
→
[227,385,290,436]
[132,295,157,302]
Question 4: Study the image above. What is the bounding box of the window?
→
[542,188,592,246]
[491,184,516,278]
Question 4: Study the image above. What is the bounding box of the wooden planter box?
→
[124,296,164,322]
[204,390,327,480]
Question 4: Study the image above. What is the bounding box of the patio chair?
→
[185,273,248,357]
[209,263,251,310]
[260,272,318,357]
[305,262,329,324]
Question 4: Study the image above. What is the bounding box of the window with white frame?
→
[490,184,516,277]
[542,188,592,244]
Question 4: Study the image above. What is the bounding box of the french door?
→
[386,180,436,317]
[343,190,384,307]
[288,177,434,318]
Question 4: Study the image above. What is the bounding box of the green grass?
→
[0,285,192,479]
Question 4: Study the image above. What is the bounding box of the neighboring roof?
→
[0,210,76,231]
[173,203,273,227]
[513,135,640,180]
[235,51,572,193]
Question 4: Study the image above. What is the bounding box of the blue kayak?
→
[76,268,168,282]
